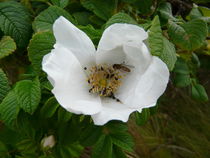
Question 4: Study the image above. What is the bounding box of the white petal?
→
[113,44,152,98]
[96,23,149,65]
[91,98,136,126]
[42,46,101,115]
[53,16,96,67]
[97,23,148,51]
[116,56,169,108]
[96,46,126,65]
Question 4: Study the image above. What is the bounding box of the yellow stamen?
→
[86,64,125,98]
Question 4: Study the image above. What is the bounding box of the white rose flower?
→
[42,16,169,125]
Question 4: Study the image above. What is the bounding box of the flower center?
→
[85,64,129,101]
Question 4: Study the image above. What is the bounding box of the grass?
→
[128,79,210,158]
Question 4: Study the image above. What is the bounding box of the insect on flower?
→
[42,16,169,125]
[113,62,134,72]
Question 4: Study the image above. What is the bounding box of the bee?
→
[113,63,134,72]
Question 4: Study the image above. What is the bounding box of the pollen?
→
[86,65,123,97]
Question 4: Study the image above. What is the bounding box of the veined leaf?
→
[57,107,72,122]
[59,144,83,158]
[161,37,177,71]
[158,2,177,21]
[135,108,150,126]
[191,84,209,102]
[40,97,59,118]
[0,36,16,59]
[92,135,112,158]
[168,19,208,51]
[110,132,134,152]
[17,139,38,156]
[73,12,92,25]
[0,1,32,48]
[188,4,203,19]
[112,145,127,158]
[51,0,69,8]
[199,6,210,17]
[33,6,76,32]
[174,74,191,87]
[28,31,55,73]
[15,77,41,114]
[79,125,102,146]
[149,16,177,71]
[106,122,128,133]
[148,16,163,56]
[105,12,138,28]
[173,58,190,74]
[0,69,10,103]
[0,90,19,128]
[81,0,118,21]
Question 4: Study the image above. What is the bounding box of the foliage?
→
[0,0,209,157]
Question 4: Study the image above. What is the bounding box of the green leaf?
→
[58,121,81,145]
[158,2,177,21]
[135,108,150,126]
[40,97,59,118]
[0,1,32,48]
[149,16,177,70]
[0,69,10,103]
[16,111,36,138]
[0,36,16,59]
[59,144,83,158]
[173,58,190,74]
[16,139,38,156]
[174,74,191,87]
[110,132,134,152]
[81,0,118,21]
[105,12,138,28]
[51,0,69,8]
[0,90,19,128]
[106,121,128,133]
[0,141,9,158]
[112,145,127,158]
[79,125,102,146]
[41,81,53,91]
[15,77,41,114]
[160,37,177,71]
[134,0,153,15]
[28,31,55,74]
[168,19,208,51]
[191,84,209,102]
[148,16,163,56]
[188,4,203,19]
[89,15,105,26]
[121,0,136,3]
[33,6,76,32]
[92,135,112,158]
[73,12,92,25]
[199,6,210,17]
[57,107,72,122]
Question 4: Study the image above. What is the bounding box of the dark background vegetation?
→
[0,0,210,158]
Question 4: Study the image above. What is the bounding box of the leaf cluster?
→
[0,0,209,157]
